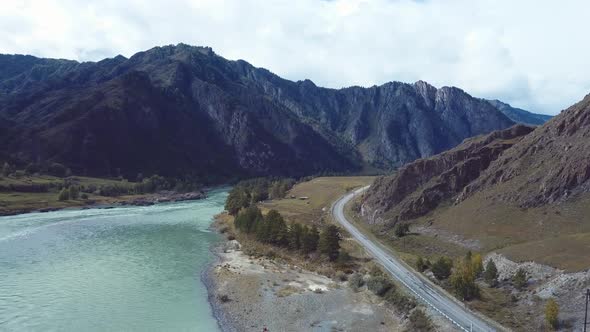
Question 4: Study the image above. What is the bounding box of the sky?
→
[2,0,589,115]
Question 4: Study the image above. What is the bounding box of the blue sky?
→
[2,0,589,115]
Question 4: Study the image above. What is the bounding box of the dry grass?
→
[403,189,590,272]
[259,176,374,226]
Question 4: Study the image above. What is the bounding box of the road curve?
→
[332,186,498,332]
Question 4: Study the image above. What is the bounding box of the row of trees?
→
[225,177,295,215]
[2,162,72,178]
[233,206,342,261]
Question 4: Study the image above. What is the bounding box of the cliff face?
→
[458,94,590,207]
[362,93,590,226]
[361,125,534,223]
[0,44,517,180]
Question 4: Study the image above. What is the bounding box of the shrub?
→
[384,288,415,314]
[416,256,427,272]
[335,271,348,282]
[394,223,410,237]
[407,308,433,331]
[58,188,69,201]
[218,294,231,303]
[68,186,79,200]
[349,273,364,291]
[545,298,559,330]
[367,276,393,296]
[431,257,453,280]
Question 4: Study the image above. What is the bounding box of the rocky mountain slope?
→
[0,44,518,180]
[362,125,534,223]
[486,99,552,126]
[362,92,590,223]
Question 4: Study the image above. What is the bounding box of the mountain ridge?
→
[0,44,529,181]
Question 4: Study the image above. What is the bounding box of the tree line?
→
[225,177,295,215]
[233,205,342,261]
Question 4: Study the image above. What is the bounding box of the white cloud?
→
[1,0,589,114]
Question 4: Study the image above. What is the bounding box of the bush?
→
[545,298,559,330]
[431,257,453,280]
[68,186,80,200]
[416,256,427,272]
[384,288,416,314]
[394,223,410,237]
[349,273,364,291]
[58,188,69,201]
[218,294,231,303]
[407,308,433,331]
[367,276,393,296]
[335,271,348,282]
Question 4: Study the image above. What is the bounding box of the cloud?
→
[1,0,589,115]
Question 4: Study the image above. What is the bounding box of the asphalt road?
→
[332,186,498,332]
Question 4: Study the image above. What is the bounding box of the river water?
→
[0,188,228,331]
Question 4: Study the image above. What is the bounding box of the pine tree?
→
[512,268,528,290]
[288,223,304,250]
[302,225,319,253]
[265,210,289,246]
[319,225,341,261]
[483,260,499,287]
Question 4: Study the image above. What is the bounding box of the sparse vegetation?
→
[407,308,433,332]
[367,275,393,296]
[348,273,364,291]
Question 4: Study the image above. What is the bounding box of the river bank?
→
[0,190,207,216]
[206,215,403,332]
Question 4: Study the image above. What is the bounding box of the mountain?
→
[486,99,552,126]
[0,44,517,181]
[362,93,590,223]
[362,124,534,223]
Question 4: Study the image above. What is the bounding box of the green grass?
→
[0,174,140,215]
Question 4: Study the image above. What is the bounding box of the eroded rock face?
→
[458,94,590,207]
[0,44,517,180]
[362,125,534,223]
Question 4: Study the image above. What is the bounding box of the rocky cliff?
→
[0,44,519,180]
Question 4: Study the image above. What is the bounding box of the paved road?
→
[332,186,498,332]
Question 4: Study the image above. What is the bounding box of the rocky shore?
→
[205,234,403,332]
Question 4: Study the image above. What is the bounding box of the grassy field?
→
[402,189,590,272]
[258,176,375,226]
[0,174,139,215]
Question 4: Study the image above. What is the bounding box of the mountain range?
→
[0,44,551,181]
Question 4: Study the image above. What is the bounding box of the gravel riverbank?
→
[205,237,402,332]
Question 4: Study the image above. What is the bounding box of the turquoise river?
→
[0,188,228,331]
